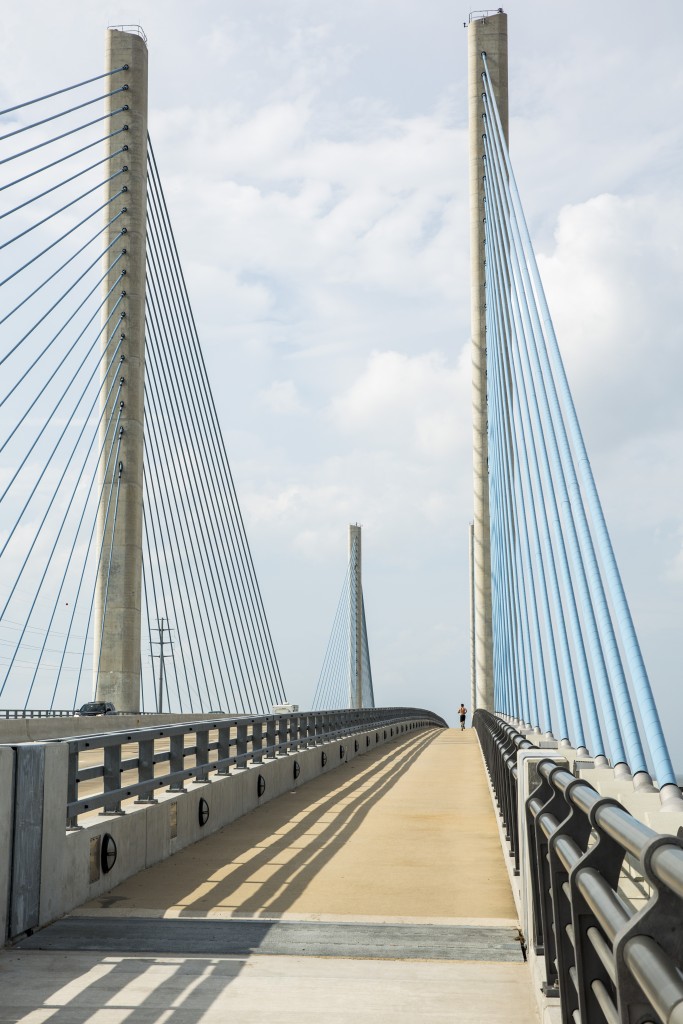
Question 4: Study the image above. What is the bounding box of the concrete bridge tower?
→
[468,10,508,712]
[349,524,363,709]
[93,28,148,712]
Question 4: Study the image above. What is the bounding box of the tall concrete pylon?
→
[93,28,148,712]
[349,524,363,709]
[468,11,508,712]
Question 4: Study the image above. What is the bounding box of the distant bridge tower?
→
[93,27,149,712]
[349,524,363,709]
[468,10,508,712]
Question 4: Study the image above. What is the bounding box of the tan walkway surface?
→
[3,727,538,1023]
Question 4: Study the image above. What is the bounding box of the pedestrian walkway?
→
[4,728,538,1023]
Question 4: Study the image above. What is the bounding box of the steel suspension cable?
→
[143,323,237,713]
[146,141,285,701]
[0,66,128,118]
[144,218,274,712]
[141,410,220,713]
[141,463,200,713]
[144,173,283,707]
[0,128,128,193]
[0,320,125,619]
[24,375,125,709]
[484,140,587,751]
[482,128,602,758]
[485,159,564,739]
[0,108,129,167]
[482,79,626,765]
[483,56,673,789]
[0,148,126,222]
[0,87,129,143]
[47,403,125,709]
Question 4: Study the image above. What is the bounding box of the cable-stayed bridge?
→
[1,14,682,1024]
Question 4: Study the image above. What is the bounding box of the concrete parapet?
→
[0,747,15,943]
[0,712,236,744]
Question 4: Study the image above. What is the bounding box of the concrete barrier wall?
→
[4,720,431,941]
[0,712,231,744]
[0,747,15,943]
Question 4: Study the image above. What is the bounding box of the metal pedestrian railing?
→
[474,709,683,1024]
[63,706,446,828]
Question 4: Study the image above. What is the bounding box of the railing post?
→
[276,715,288,755]
[67,745,80,829]
[252,720,263,764]
[167,734,187,791]
[236,720,248,768]
[613,832,683,1024]
[103,744,123,813]
[216,723,231,774]
[194,726,209,783]
[135,738,157,802]
[546,779,594,1023]
[266,716,276,758]
[569,797,627,1024]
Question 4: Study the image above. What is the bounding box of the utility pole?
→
[468,10,508,711]
[157,618,165,713]
[93,27,148,713]
[150,618,174,713]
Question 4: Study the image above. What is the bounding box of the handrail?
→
[54,706,446,827]
[474,708,683,1024]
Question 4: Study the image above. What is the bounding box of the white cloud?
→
[331,349,468,459]
[540,193,683,422]
[258,380,305,415]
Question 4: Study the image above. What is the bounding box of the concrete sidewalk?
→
[82,727,517,921]
[4,728,538,1023]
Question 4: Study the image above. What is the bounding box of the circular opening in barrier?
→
[321,751,328,767]
[198,797,210,827]
[101,833,117,874]
[293,760,301,779]
[257,774,266,797]
[339,745,345,759]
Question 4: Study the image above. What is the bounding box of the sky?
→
[1,1,682,763]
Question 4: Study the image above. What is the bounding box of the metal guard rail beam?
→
[0,709,74,718]
[62,707,446,827]
[474,709,683,1024]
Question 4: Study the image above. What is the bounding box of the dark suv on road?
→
[75,701,116,716]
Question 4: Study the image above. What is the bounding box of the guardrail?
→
[63,706,447,827]
[0,709,74,718]
[474,709,683,1024]
[474,709,533,874]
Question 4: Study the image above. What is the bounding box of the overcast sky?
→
[1,1,682,765]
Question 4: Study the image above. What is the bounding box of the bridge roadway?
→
[3,727,538,1023]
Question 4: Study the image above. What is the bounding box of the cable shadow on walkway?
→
[88,728,443,919]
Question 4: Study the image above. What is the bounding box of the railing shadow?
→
[91,728,442,918]
[1,953,267,1024]
[8,730,445,1024]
